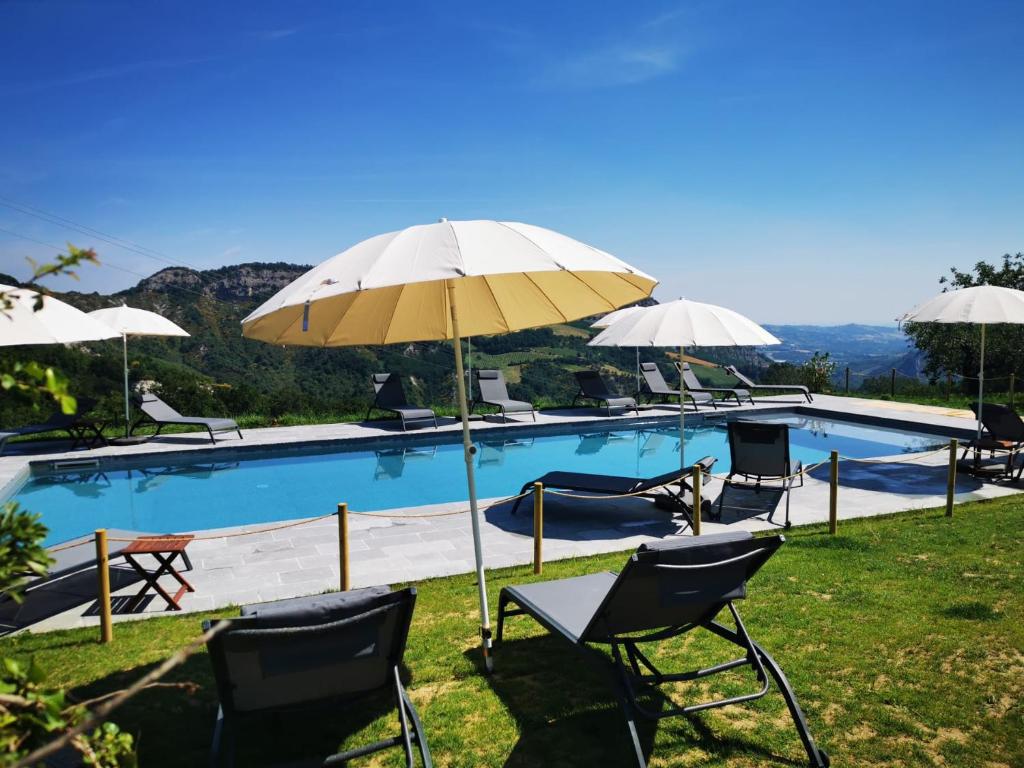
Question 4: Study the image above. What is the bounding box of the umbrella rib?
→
[521,271,570,323]
[380,283,408,345]
[479,274,510,334]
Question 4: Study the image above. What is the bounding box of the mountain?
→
[0,263,766,424]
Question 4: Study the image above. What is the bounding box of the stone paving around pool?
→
[3,394,1019,634]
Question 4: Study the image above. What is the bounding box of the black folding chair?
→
[572,370,638,415]
[717,420,803,528]
[204,586,432,767]
[497,532,829,768]
[638,362,715,410]
[509,457,717,532]
[961,403,1024,481]
[365,373,438,431]
[472,369,536,422]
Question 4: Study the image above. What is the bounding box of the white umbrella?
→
[89,305,190,437]
[901,285,1024,439]
[241,218,657,669]
[592,304,646,391]
[0,283,119,346]
[589,298,780,467]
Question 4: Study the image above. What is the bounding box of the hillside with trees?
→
[0,263,772,427]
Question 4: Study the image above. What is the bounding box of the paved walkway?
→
[3,394,1012,635]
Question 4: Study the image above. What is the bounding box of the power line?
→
[0,194,206,272]
[0,224,231,305]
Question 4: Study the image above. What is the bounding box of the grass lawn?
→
[2,498,1022,766]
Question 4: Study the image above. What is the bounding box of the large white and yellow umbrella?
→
[242,219,656,668]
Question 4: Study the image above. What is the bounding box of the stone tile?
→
[279,566,334,584]
[381,540,455,557]
[243,545,319,565]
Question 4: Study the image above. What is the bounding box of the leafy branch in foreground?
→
[0,246,136,766]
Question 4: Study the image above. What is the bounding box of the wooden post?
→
[845,366,850,393]
[691,464,702,536]
[1010,373,1016,408]
[95,529,112,644]
[828,451,839,535]
[532,482,543,574]
[337,503,350,591]
[946,439,958,517]
[890,368,896,397]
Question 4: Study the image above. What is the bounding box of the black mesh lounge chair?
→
[0,397,105,454]
[961,403,1024,480]
[130,394,241,444]
[366,374,438,431]
[716,421,802,528]
[472,369,536,422]
[496,532,829,768]
[677,362,754,406]
[572,370,638,415]
[204,586,432,768]
[509,456,717,531]
[638,362,715,410]
[724,365,813,403]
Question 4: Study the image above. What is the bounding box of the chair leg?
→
[751,641,830,767]
[210,706,233,768]
[398,675,433,767]
[609,644,650,768]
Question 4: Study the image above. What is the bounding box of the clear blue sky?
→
[1,1,1021,324]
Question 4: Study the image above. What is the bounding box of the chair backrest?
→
[971,402,1024,442]
[581,532,783,641]
[727,420,791,478]
[371,373,410,408]
[38,396,98,429]
[575,370,614,398]
[475,370,511,402]
[136,393,182,421]
[679,363,706,391]
[205,587,416,716]
[633,456,716,492]
[640,363,674,395]
[724,366,756,387]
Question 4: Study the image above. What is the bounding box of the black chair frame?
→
[496,535,829,768]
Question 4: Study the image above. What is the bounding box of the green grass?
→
[2,497,1022,766]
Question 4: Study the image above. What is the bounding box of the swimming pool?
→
[11,413,947,545]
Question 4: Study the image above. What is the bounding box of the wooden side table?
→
[121,535,195,611]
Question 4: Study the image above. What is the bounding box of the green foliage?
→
[764,352,836,393]
[0,658,136,766]
[0,503,51,603]
[0,248,135,766]
[905,251,1024,385]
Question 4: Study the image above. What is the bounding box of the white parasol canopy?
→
[0,283,119,346]
[89,304,190,437]
[901,285,1024,438]
[590,298,780,467]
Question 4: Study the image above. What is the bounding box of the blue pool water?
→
[12,414,944,545]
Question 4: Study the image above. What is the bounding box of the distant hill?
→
[0,263,769,423]
[763,323,923,387]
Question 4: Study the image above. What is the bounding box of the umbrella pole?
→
[447,283,493,672]
[122,332,130,439]
[977,324,985,440]
[679,346,685,469]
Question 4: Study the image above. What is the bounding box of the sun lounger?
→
[0,397,105,454]
[677,362,753,406]
[723,365,813,403]
[366,373,438,431]
[572,370,638,415]
[204,586,432,767]
[716,420,802,527]
[638,362,716,410]
[496,531,829,768]
[472,369,536,422]
[961,403,1024,480]
[130,393,242,444]
[510,456,717,530]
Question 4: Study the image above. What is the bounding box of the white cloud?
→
[539,44,682,89]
